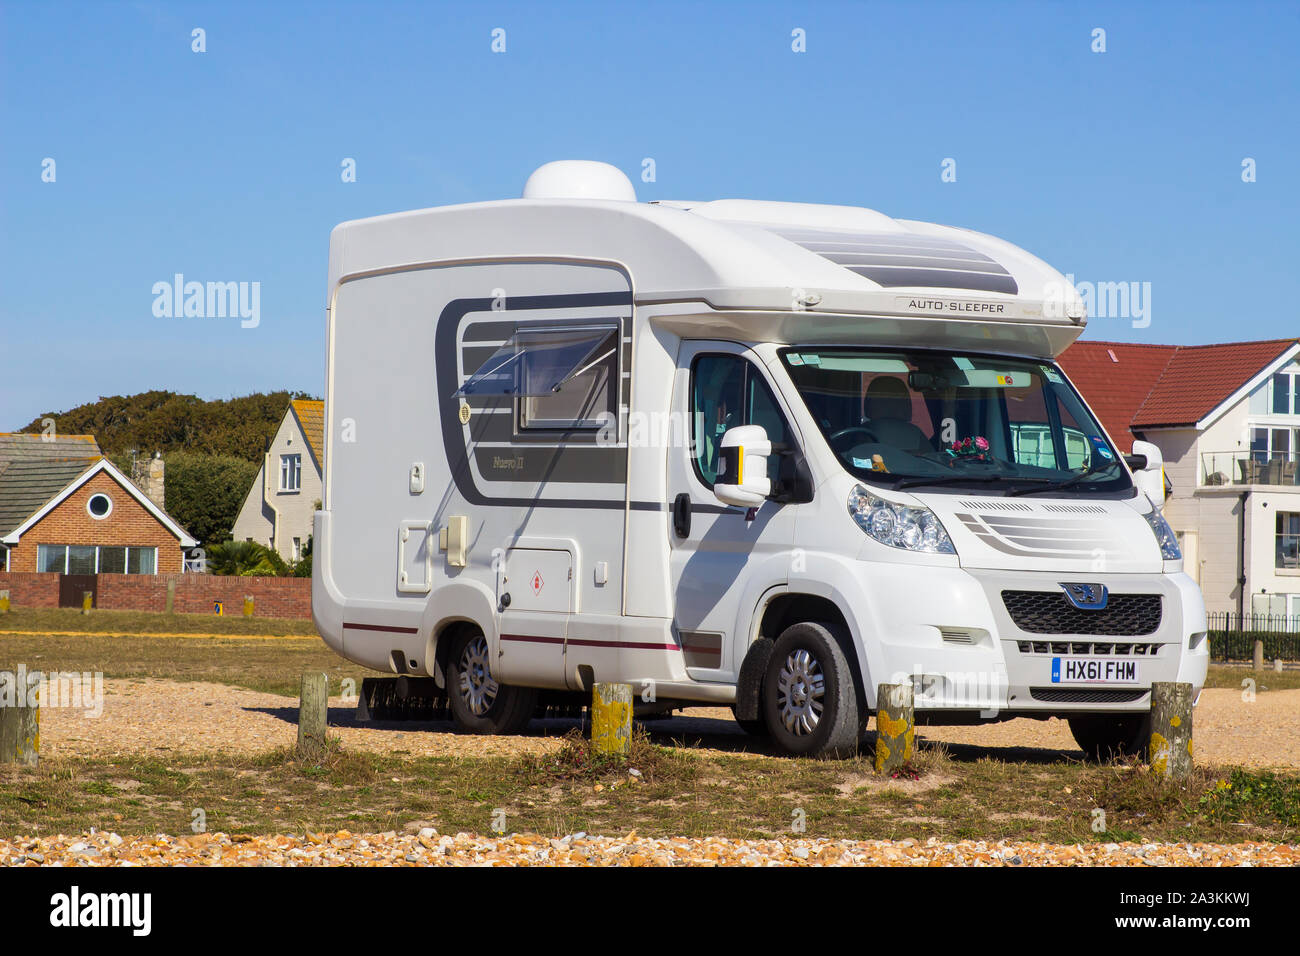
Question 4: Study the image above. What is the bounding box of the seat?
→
[863,377,931,455]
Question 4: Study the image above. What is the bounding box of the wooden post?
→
[243,595,254,618]
[81,591,93,615]
[591,682,633,756]
[1148,681,1193,781]
[297,672,329,760]
[0,670,40,767]
[0,589,10,614]
[1253,639,1264,672]
[165,579,175,614]
[874,683,915,775]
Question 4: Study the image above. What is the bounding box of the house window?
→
[38,545,65,573]
[1272,371,1298,415]
[86,493,113,519]
[98,546,127,574]
[35,544,158,574]
[127,547,156,574]
[1250,426,1299,463]
[280,454,302,492]
[292,537,302,558]
[67,545,97,575]
[1278,513,1300,570]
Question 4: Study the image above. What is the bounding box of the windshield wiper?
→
[891,473,1052,491]
[1005,462,1116,497]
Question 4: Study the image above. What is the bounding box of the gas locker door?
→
[494,547,572,689]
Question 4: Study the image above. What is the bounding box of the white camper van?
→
[313,161,1207,758]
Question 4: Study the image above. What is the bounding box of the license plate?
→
[1051,657,1139,684]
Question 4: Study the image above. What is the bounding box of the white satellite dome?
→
[522,160,637,202]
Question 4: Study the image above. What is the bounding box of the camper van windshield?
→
[780,348,1132,495]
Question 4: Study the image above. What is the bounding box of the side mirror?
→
[714,425,772,508]
[1130,439,1166,507]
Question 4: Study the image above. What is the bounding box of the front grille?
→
[1030,687,1149,704]
[1016,640,1161,656]
[1002,590,1162,636]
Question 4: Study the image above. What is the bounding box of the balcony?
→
[1201,452,1299,488]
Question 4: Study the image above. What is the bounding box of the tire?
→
[445,629,537,735]
[730,706,768,737]
[1068,713,1152,761]
[762,621,861,758]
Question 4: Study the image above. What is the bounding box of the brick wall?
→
[0,571,60,608]
[0,571,311,619]
[7,469,187,574]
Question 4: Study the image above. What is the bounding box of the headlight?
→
[1143,504,1181,560]
[848,484,955,554]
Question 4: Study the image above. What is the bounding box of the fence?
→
[1206,611,1300,661]
[0,571,311,620]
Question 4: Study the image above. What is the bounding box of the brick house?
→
[0,434,197,575]
[1060,337,1300,624]
[230,399,323,561]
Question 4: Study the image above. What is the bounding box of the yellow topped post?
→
[591,682,633,756]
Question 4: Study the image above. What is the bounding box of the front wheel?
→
[1067,713,1152,761]
[445,629,537,734]
[762,621,861,758]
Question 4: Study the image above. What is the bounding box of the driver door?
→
[666,342,800,682]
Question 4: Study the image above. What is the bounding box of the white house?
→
[230,399,323,561]
[1061,337,1300,625]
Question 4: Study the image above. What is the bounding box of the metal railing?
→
[1200,451,1300,487]
[1206,611,1300,661]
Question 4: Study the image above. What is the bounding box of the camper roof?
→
[328,162,1088,358]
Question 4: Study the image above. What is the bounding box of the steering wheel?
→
[829,425,880,444]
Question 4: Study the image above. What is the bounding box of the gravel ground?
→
[39,679,1300,768]
[2,830,1297,867]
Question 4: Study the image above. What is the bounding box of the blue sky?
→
[2,0,1297,428]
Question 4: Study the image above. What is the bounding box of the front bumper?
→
[846,562,1208,717]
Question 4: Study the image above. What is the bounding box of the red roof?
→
[1057,342,1177,448]
[1059,338,1299,446]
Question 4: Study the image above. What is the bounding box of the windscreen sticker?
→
[1041,366,1064,384]
[786,354,804,366]
[1090,436,1114,460]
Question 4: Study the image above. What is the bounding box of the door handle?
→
[672,493,692,538]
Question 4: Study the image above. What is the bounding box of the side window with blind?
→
[691,354,790,487]
[455,323,619,432]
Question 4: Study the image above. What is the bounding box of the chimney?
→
[133,451,166,511]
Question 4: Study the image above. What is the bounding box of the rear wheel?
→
[762,621,860,758]
[446,629,537,734]
[1068,713,1152,761]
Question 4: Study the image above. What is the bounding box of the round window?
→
[87,493,113,519]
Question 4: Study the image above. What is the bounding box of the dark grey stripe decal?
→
[473,445,627,484]
[823,253,1010,273]
[845,266,1018,294]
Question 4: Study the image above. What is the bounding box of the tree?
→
[163,452,259,548]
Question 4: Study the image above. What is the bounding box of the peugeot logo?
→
[1060,582,1109,610]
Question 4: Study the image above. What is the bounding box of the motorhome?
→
[313,160,1207,758]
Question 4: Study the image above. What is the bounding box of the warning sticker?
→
[531,571,544,595]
